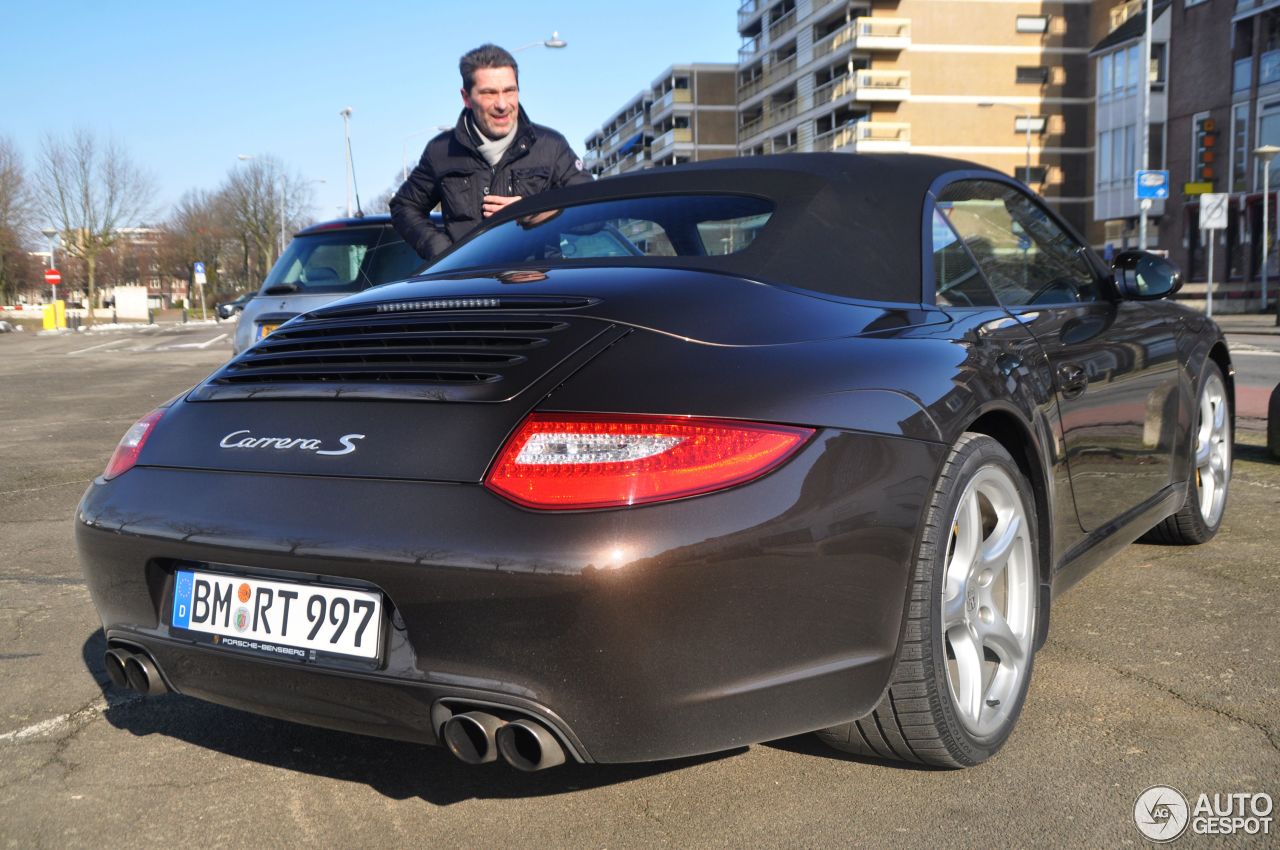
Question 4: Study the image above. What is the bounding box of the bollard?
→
[113,308,118,324]
[182,307,188,324]
[1268,383,1280,461]
[148,308,154,325]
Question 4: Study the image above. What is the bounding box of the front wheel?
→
[818,434,1039,767]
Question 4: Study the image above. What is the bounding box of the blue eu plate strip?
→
[172,570,194,629]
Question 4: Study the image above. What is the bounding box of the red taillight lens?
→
[484,413,814,510]
[103,409,165,480]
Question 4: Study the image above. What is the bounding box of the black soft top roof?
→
[459,153,1002,304]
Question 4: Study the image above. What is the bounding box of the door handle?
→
[1057,363,1088,399]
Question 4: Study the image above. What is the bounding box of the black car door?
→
[937,179,1181,532]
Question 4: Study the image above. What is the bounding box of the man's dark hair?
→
[459,44,519,92]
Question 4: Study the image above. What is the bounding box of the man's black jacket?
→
[390,106,591,260]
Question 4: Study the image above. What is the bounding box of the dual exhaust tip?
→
[104,649,561,770]
[103,647,169,696]
[441,710,567,772]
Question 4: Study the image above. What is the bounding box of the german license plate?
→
[171,569,383,661]
[257,323,280,339]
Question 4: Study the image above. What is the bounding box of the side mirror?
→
[1111,250,1182,300]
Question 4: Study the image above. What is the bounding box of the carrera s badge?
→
[219,430,364,456]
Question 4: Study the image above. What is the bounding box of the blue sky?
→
[3,0,739,222]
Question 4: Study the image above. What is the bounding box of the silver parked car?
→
[232,214,429,354]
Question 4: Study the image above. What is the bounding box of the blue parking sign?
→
[193,262,205,274]
[1135,170,1169,200]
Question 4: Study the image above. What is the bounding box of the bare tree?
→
[160,188,235,296]
[222,156,316,287]
[33,129,156,324]
[0,136,34,305]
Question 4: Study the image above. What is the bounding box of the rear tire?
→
[818,434,1039,767]
[1143,361,1231,545]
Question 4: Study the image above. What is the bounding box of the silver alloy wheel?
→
[941,465,1035,739]
[1195,370,1231,528]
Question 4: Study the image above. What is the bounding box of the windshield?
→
[429,195,775,272]
[261,227,424,294]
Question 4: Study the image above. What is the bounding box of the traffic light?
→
[1195,116,1218,185]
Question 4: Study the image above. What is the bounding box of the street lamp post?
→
[1255,145,1280,316]
[1138,0,1153,250]
[339,107,354,217]
[40,228,58,303]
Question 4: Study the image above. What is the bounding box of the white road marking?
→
[66,339,127,356]
[0,693,140,743]
[166,333,228,350]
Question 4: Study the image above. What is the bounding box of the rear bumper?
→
[76,430,944,763]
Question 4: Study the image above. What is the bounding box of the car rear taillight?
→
[103,409,165,480]
[484,413,814,510]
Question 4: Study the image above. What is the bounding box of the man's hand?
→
[482,194,522,217]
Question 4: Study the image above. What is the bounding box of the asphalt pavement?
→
[0,321,1277,849]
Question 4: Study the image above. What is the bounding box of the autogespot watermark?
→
[1133,785,1274,842]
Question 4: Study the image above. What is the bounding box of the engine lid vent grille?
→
[192,311,614,402]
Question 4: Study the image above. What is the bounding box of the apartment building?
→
[584,64,738,179]
[1090,2,1169,237]
[737,0,1094,230]
[583,91,650,178]
[1154,0,1273,310]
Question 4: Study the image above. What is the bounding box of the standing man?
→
[391,43,592,261]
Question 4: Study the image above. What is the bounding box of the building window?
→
[1150,42,1167,90]
[1258,99,1280,184]
[1014,116,1048,134]
[1016,15,1049,34]
[1016,66,1050,85]
[1232,103,1250,193]
[1098,53,1113,101]
[1098,131,1113,186]
[1016,165,1049,184]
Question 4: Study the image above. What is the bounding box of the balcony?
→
[854,17,911,51]
[738,0,765,29]
[739,35,762,63]
[739,97,800,141]
[813,75,857,106]
[651,87,692,121]
[618,150,648,172]
[812,17,912,59]
[812,22,858,61]
[814,121,910,152]
[737,55,797,101]
[853,69,910,101]
[854,121,910,151]
[650,127,692,158]
[768,8,797,41]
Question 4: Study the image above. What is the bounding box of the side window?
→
[937,180,1100,307]
[931,208,998,307]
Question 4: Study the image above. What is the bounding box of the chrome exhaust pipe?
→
[103,648,131,690]
[441,711,505,764]
[122,651,169,696]
[496,718,566,772]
